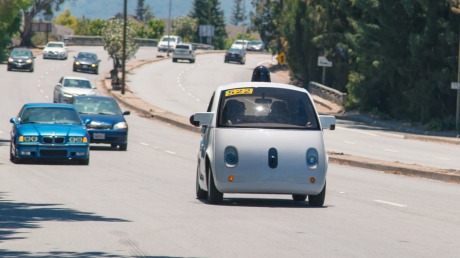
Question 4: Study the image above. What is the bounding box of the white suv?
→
[172,43,196,63]
[158,35,182,53]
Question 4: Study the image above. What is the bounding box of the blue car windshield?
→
[20,107,82,125]
[218,87,319,130]
[73,99,122,115]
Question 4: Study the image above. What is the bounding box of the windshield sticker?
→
[225,88,254,96]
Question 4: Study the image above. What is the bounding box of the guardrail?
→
[309,81,347,106]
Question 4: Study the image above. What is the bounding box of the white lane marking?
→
[381,132,404,138]
[374,200,406,207]
[165,150,176,155]
[339,192,346,194]
[344,140,356,145]
[139,142,149,146]
[337,126,378,136]
[384,148,399,153]
[44,96,49,99]
[0,131,3,134]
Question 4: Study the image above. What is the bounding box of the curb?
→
[98,54,460,185]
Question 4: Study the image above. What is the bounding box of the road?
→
[0,46,459,257]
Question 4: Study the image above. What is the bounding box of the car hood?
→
[44,47,65,52]
[79,114,126,125]
[11,56,32,60]
[17,124,87,137]
[63,87,96,95]
[75,58,97,64]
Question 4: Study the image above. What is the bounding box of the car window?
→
[74,98,122,115]
[63,79,92,89]
[175,45,190,50]
[47,43,64,48]
[20,107,82,124]
[217,87,319,129]
[11,49,32,57]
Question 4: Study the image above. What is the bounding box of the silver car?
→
[190,82,336,205]
[172,43,196,63]
[53,76,97,103]
[43,41,68,60]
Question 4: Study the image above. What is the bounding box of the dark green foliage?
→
[190,0,228,49]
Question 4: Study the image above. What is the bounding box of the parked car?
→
[230,39,249,50]
[73,52,100,74]
[53,76,97,103]
[158,35,182,52]
[224,48,246,64]
[246,40,265,52]
[172,43,196,63]
[71,96,130,151]
[9,103,90,164]
[189,82,336,205]
[43,41,68,60]
[7,48,35,72]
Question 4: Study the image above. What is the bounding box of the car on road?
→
[73,52,100,74]
[71,96,130,151]
[172,43,196,63]
[53,76,97,103]
[7,48,35,72]
[224,48,246,64]
[158,35,182,53]
[43,41,68,60]
[230,39,249,50]
[9,103,90,164]
[246,40,265,52]
[189,82,336,205]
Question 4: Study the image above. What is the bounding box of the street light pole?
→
[121,0,127,95]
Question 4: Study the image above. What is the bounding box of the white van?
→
[158,35,183,52]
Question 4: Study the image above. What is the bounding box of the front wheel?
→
[207,166,223,204]
[309,182,326,207]
[196,167,207,199]
[119,143,128,151]
[10,143,21,164]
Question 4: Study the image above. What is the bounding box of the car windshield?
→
[162,38,176,42]
[47,43,64,48]
[73,98,122,115]
[218,87,319,130]
[20,107,82,125]
[78,53,97,60]
[175,45,190,49]
[227,49,243,54]
[11,50,31,57]
[249,41,262,45]
[63,79,92,89]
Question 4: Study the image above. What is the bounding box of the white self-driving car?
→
[190,82,336,205]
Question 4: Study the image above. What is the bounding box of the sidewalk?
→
[97,55,460,184]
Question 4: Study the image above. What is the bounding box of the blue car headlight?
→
[114,122,128,130]
[69,136,88,143]
[306,148,319,169]
[19,136,39,142]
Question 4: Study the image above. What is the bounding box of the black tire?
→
[10,143,21,164]
[292,194,307,201]
[190,59,195,63]
[7,66,11,71]
[173,58,177,62]
[119,143,128,151]
[207,166,223,204]
[196,167,207,199]
[79,158,90,165]
[309,182,326,207]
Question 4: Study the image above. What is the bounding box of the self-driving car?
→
[71,96,129,151]
[190,82,336,205]
[9,103,90,164]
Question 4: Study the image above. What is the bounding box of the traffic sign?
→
[318,56,332,67]
[277,52,286,65]
[451,82,460,90]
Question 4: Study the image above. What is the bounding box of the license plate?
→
[93,133,105,139]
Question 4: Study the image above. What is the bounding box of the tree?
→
[101,18,139,73]
[134,19,165,39]
[172,16,199,42]
[136,0,153,22]
[0,0,31,60]
[231,0,246,25]
[251,0,283,53]
[20,0,66,46]
[54,9,78,30]
[190,0,228,49]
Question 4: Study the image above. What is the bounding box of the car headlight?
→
[224,146,238,167]
[26,59,33,64]
[306,148,319,169]
[113,122,128,130]
[8,58,13,62]
[91,64,97,67]
[75,62,80,65]
[69,136,88,143]
[19,136,39,142]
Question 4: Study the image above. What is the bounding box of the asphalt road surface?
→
[0,46,459,257]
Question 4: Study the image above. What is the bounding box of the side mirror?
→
[123,111,130,115]
[190,112,214,127]
[319,115,336,130]
[83,119,91,125]
[189,115,200,126]
[10,118,17,124]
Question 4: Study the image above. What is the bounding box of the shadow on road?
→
[0,192,130,257]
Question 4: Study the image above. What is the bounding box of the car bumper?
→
[43,53,67,59]
[173,54,195,59]
[8,62,33,70]
[74,64,98,73]
[225,57,243,63]
[158,46,173,52]
[88,129,128,144]
[14,142,90,159]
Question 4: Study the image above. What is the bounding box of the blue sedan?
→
[10,103,90,164]
[71,96,130,150]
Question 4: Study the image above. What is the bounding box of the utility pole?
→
[121,0,127,95]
